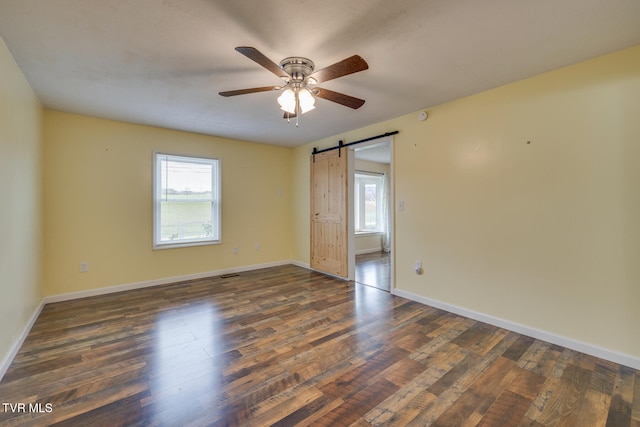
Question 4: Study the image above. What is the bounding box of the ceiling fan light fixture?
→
[298,88,316,114]
[277,86,316,115]
[221,47,368,123]
[277,88,296,114]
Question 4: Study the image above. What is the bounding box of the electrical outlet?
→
[255,243,260,251]
[232,246,239,254]
[80,262,89,273]
[414,260,423,275]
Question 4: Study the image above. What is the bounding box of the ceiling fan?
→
[219,47,368,125]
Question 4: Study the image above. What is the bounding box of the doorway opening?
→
[352,137,393,292]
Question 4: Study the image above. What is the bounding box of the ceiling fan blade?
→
[219,86,279,97]
[315,88,365,109]
[308,55,368,83]
[235,46,289,79]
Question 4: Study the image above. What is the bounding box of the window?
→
[354,172,383,233]
[153,153,220,249]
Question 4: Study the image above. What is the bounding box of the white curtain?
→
[381,172,391,252]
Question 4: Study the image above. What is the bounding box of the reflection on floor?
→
[355,250,390,291]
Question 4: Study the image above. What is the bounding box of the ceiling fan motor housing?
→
[279,57,315,83]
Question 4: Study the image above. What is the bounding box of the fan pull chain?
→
[296,92,300,127]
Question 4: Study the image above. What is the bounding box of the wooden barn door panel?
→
[310,150,348,278]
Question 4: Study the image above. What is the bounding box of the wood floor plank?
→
[476,390,532,427]
[380,357,429,388]
[355,251,390,292]
[363,343,464,425]
[534,363,593,426]
[605,366,635,427]
[407,333,521,426]
[0,264,638,426]
[429,356,515,427]
[633,371,640,426]
[315,377,399,426]
[573,388,611,427]
[503,334,536,362]
[318,347,408,400]
[507,367,547,401]
[244,384,326,426]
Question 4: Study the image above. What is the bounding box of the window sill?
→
[355,231,383,236]
[153,239,221,250]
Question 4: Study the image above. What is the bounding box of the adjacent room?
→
[1,1,639,425]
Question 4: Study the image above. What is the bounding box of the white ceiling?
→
[1,0,639,147]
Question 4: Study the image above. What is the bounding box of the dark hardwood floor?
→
[0,265,638,426]
[355,251,390,292]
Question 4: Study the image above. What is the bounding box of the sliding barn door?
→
[310,149,348,278]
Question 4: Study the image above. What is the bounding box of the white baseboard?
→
[0,298,45,382]
[289,260,352,281]
[290,260,310,270]
[44,260,293,304]
[392,288,640,370]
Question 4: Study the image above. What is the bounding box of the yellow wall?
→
[293,45,640,360]
[0,38,43,361]
[43,111,293,295]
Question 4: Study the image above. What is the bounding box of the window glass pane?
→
[154,153,220,248]
[364,183,377,228]
[159,201,215,242]
[355,173,383,232]
[161,160,213,201]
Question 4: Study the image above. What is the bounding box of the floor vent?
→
[219,273,240,278]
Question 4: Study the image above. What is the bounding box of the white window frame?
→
[354,171,384,233]
[153,152,221,249]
